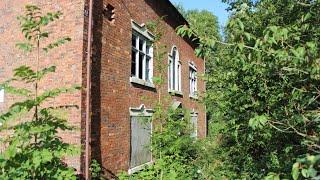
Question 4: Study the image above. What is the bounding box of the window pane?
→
[190,69,193,94]
[172,58,175,89]
[139,52,144,79]
[139,38,144,51]
[146,45,151,55]
[130,116,151,168]
[168,60,172,90]
[131,50,137,76]
[172,49,176,61]
[146,56,150,81]
[132,34,137,47]
[177,64,180,91]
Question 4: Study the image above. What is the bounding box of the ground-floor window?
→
[190,112,198,138]
[129,105,153,173]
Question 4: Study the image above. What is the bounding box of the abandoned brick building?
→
[0,0,206,177]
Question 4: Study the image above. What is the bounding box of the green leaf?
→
[43,37,71,52]
[16,42,34,52]
[244,32,251,41]
[292,162,300,180]
[248,115,269,130]
[236,19,244,31]
[37,66,56,80]
[265,172,280,180]
[13,65,37,82]
[0,82,31,97]
[301,169,308,177]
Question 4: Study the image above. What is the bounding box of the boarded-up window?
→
[190,113,198,138]
[130,116,152,169]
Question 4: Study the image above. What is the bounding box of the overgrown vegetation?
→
[2,1,320,179]
[0,5,79,179]
[179,0,320,179]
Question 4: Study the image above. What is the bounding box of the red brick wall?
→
[91,0,206,176]
[0,0,86,172]
[1,0,206,177]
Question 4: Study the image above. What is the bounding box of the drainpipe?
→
[85,0,93,179]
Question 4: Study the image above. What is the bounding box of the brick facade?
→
[0,0,206,177]
[91,0,206,176]
[0,0,86,172]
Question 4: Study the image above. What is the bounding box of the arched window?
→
[168,47,181,92]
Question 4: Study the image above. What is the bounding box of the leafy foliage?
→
[90,159,104,180]
[118,108,198,180]
[179,0,320,178]
[175,4,221,60]
[0,4,78,179]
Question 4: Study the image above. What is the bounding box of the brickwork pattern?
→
[0,0,207,177]
[91,0,206,176]
[0,0,86,171]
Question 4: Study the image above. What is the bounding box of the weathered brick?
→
[1,0,206,177]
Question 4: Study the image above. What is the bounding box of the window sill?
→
[189,94,198,100]
[128,161,154,174]
[130,77,155,89]
[168,90,183,96]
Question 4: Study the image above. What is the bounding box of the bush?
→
[178,0,320,178]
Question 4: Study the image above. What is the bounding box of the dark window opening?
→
[131,50,136,76]
[139,53,144,79]
[132,34,137,47]
[139,39,144,51]
[103,4,115,22]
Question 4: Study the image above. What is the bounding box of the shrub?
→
[0,5,79,179]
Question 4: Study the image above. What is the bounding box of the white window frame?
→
[189,61,198,99]
[130,20,155,88]
[0,88,4,103]
[128,104,153,174]
[168,46,182,94]
[190,111,198,138]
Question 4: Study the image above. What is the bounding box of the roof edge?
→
[164,0,189,26]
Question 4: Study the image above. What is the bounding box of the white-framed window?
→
[168,46,181,92]
[190,111,198,138]
[0,89,4,103]
[129,104,153,174]
[130,21,154,87]
[189,62,197,98]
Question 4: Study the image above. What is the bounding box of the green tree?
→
[179,0,320,179]
[174,4,221,58]
[0,5,79,179]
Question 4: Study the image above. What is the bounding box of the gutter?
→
[85,0,93,179]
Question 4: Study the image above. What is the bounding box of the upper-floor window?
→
[168,47,181,92]
[189,62,197,98]
[131,32,153,82]
[130,21,154,88]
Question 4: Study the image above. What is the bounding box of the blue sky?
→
[169,0,230,28]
